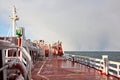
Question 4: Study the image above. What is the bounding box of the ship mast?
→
[10,6,19,37]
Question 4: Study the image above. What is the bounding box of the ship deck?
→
[31,56,118,80]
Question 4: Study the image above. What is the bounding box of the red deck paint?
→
[31,57,119,80]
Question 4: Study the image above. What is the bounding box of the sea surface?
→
[64,51,120,62]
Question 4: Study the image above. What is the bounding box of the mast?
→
[10,6,19,37]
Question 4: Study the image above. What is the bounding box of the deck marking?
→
[37,60,46,74]
[37,75,49,80]
[37,60,49,80]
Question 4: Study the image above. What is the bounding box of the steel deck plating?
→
[31,57,118,80]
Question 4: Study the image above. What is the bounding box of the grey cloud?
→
[1,0,120,51]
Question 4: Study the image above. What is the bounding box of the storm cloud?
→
[0,0,120,51]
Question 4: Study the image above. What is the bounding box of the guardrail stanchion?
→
[102,55,108,75]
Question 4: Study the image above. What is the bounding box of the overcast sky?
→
[0,0,120,51]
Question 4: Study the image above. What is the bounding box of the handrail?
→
[19,46,33,70]
[0,59,17,72]
[65,54,120,78]
[4,46,32,80]
[20,47,32,61]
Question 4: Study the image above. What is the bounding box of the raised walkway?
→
[31,57,118,80]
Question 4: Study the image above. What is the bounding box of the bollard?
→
[102,55,108,75]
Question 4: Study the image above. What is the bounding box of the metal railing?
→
[0,59,17,72]
[64,54,120,78]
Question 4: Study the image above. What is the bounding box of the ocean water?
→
[64,51,120,62]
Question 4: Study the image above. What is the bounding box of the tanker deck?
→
[31,55,118,80]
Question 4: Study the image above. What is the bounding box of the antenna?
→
[10,5,19,37]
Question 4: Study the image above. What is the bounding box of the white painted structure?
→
[10,6,19,37]
[0,6,40,80]
[64,54,120,79]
